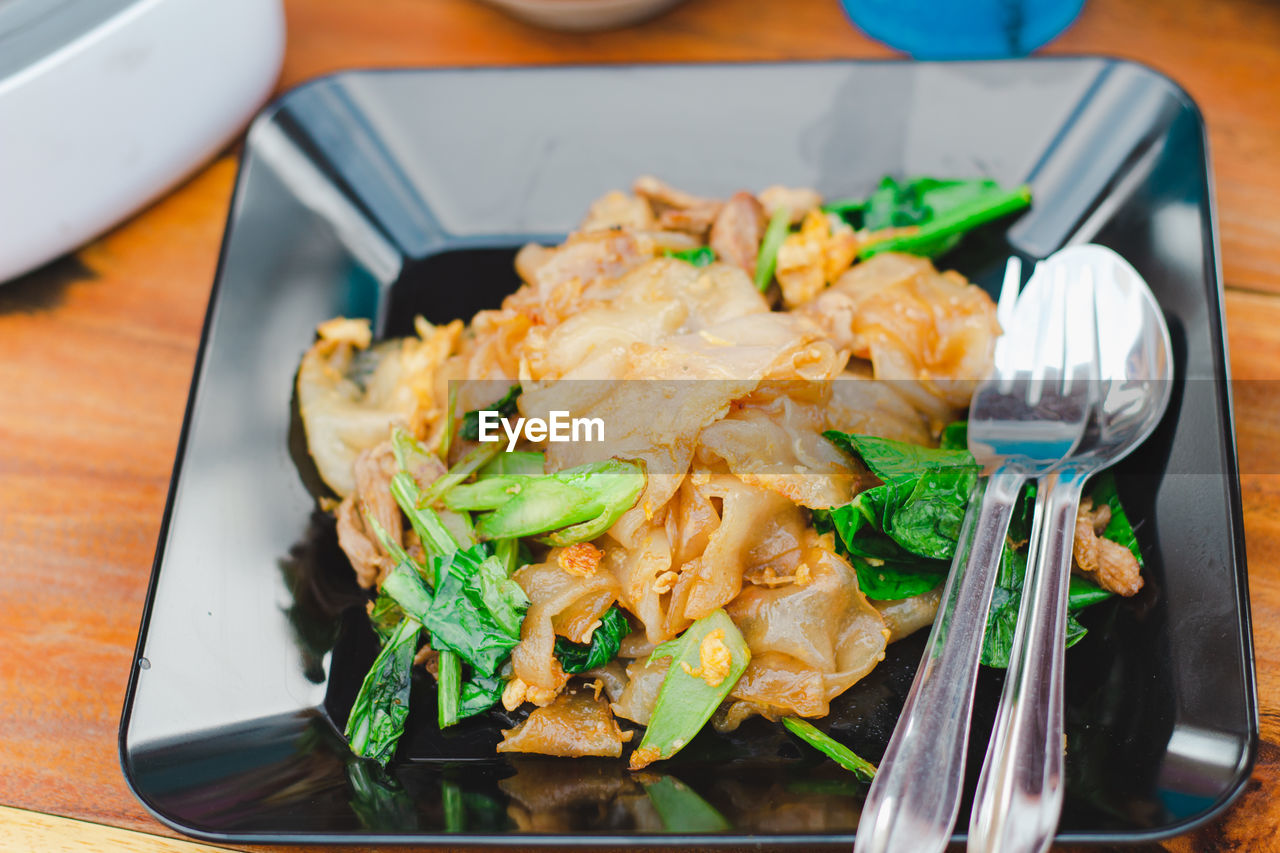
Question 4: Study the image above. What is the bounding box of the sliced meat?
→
[633,175,723,237]
[334,441,404,589]
[578,190,655,233]
[757,185,823,225]
[709,191,766,275]
[1073,497,1143,596]
[335,494,388,589]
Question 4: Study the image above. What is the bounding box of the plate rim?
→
[117,55,1258,846]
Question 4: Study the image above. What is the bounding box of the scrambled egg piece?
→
[775,210,859,308]
[678,628,733,688]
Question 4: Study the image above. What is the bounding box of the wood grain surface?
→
[1,0,1278,850]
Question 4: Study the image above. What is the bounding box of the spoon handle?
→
[968,466,1089,853]
[856,468,1024,853]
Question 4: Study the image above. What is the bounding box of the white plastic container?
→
[0,0,285,283]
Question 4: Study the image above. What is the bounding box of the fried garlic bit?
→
[678,628,733,688]
[652,570,679,595]
[557,542,603,577]
[502,676,562,711]
[793,562,813,587]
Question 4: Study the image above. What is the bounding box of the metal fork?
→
[855,261,1100,853]
[968,246,1173,853]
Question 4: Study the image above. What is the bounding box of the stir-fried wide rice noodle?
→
[722,533,888,723]
[297,318,461,496]
[798,251,999,410]
[697,382,861,510]
[873,587,944,643]
[497,687,627,757]
[511,558,620,692]
[302,179,1037,762]
[611,656,670,726]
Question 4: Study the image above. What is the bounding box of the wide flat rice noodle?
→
[512,559,620,691]
[497,687,626,757]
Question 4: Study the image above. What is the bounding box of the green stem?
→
[437,650,462,729]
[754,206,791,292]
[441,779,464,832]
[781,716,877,782]
[418,443,504,509]
[381,564,433,618]
[858,184,1031,259]
[390,473,461,557]
[495,538,518,575]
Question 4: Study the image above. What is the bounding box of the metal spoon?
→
[855,258,1099,853]
[967,244,1174,853]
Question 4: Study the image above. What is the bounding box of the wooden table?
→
[2,0,1278,850]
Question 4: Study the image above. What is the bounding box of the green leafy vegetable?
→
[938,420,968,451]
[754,206,790,291]
[861,176,1003,231]
[821,432,978,568]
[978,480,1114,667]
[640,776,731,832]
[416,441,505,511]
[422,544,528,676]
[445,459,645,546]
[368,589,406,644]
[375,541,526,723]
[820,427,1131,670]
[782,716,877,782]
[555,606,629,673]
[860,184,1031,260]
[344,617,421,766]
[381,562,434,619]
[820,197,867,218]
[822,177,1031,261]
[389,429,464,555]
[663,246,716,267]
[632,610,750,769]
[457,670,506,719]
[1086,470,1143,564]
[458,384,521,442]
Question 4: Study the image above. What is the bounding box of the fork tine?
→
[1027,263,1068,407]
[1062,263,1099,394]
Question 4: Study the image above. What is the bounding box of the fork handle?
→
[855,467,1026,853]
[968,466,1089,853]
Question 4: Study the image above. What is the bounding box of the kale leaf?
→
[423,543,528,676]
[663,246,716,267]
[821,426,1131,669]
[458,385,521,442]
[554,606,629,674]
[344,617,421,766]
[457,670,507,720]
[821,431,978,569]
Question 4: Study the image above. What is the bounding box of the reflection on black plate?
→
[120,60,1255,846]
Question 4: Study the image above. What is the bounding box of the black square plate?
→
[120,60,1256,847]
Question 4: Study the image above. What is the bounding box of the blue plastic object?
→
[841,0,1086,58]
